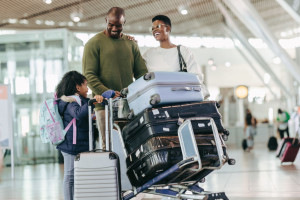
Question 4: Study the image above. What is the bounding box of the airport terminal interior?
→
[2,0,300,199]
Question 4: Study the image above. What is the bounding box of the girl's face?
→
[76,80,88,98]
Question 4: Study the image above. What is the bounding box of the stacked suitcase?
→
[120,72,233,187]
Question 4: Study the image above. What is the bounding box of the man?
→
[82,7,147,150]
[277,108,290,139]
[143,15,209,99]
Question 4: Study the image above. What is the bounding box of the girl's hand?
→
[94,95,103,103]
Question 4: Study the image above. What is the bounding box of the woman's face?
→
[151,20,170,41]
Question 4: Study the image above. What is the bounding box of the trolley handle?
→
[88,98,108,106]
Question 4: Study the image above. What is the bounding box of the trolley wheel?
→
[199,178,205,183]
[223,129,230,136]
[222,134,228,141]
[127,111,134,120]
[228,158,236,165]
[143,73,152,80]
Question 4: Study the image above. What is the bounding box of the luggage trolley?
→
[110,98,235,200]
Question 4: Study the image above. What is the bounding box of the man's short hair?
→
[152,15,171,27]
[107,7,125,17]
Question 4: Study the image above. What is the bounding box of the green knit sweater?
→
[82,31,148,110]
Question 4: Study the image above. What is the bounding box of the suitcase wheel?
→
[127,111,134,120]
[150,94,161,105]
[222,134,228,141]
[143,72,153,81]
[199,178,205,183]
[228,158,236,165]
[223,129,230,136]
[216,102,221,108]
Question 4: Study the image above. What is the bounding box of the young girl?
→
[55,70,104,200]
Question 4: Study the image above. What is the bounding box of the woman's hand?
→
[127,35,137,43]
[94,95,104,103]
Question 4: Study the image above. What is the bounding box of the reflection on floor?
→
[1,144,300,200]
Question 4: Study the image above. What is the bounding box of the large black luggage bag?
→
[126,134,228,187]
[122,101,228,154]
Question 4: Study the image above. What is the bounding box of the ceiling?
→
[0,0,298,39]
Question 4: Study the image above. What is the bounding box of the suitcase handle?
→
[170,112,197,118]
[171,87,201,91]
[171,87,192,91]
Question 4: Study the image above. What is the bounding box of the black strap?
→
[177,45,187,72]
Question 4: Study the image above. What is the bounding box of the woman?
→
[143,15,209,99]
[244,108,256,152]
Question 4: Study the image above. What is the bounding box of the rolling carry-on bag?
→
[124,71,204,117]
[74,99,122,200]
[280,139,300,163]
[276,137,293,156]
[122,101,229,154]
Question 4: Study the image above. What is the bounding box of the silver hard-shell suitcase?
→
[74,99,121,200]
[124,71,204,117]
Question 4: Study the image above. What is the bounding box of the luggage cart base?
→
[143,184,229,200]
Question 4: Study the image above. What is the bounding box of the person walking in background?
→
[82,7,148,150]
[277,108,290,139]
[143,14,209,99]
[55,71,105,200]
[244,108,256,152]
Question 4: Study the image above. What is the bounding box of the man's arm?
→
[82,40,109,95]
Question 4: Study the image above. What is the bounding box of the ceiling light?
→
[178,5,188,15]
[19,19,29,24]
[70,11,83,22]
[8,19,17,24]
[45,20,55,26]
[58,21,67,26]
[43,0,52,4]
[225,62,231,67]
[272,56,281,64]
[68,21,74,26]
[35,20,43,25]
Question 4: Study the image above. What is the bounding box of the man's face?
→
[105,14,125,39]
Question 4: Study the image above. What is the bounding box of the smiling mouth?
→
[154,32,160,36]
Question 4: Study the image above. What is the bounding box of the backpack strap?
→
[177,45,187,72]
[45,100,55,123]
[64,118,77,145]
[64,95,81,145]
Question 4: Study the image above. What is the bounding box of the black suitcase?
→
[242,139,248,151]
[126,135,228,187]
[268,136,279,151]
[122,101,228,154]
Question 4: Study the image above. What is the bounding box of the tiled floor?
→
[1,143,300,200]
